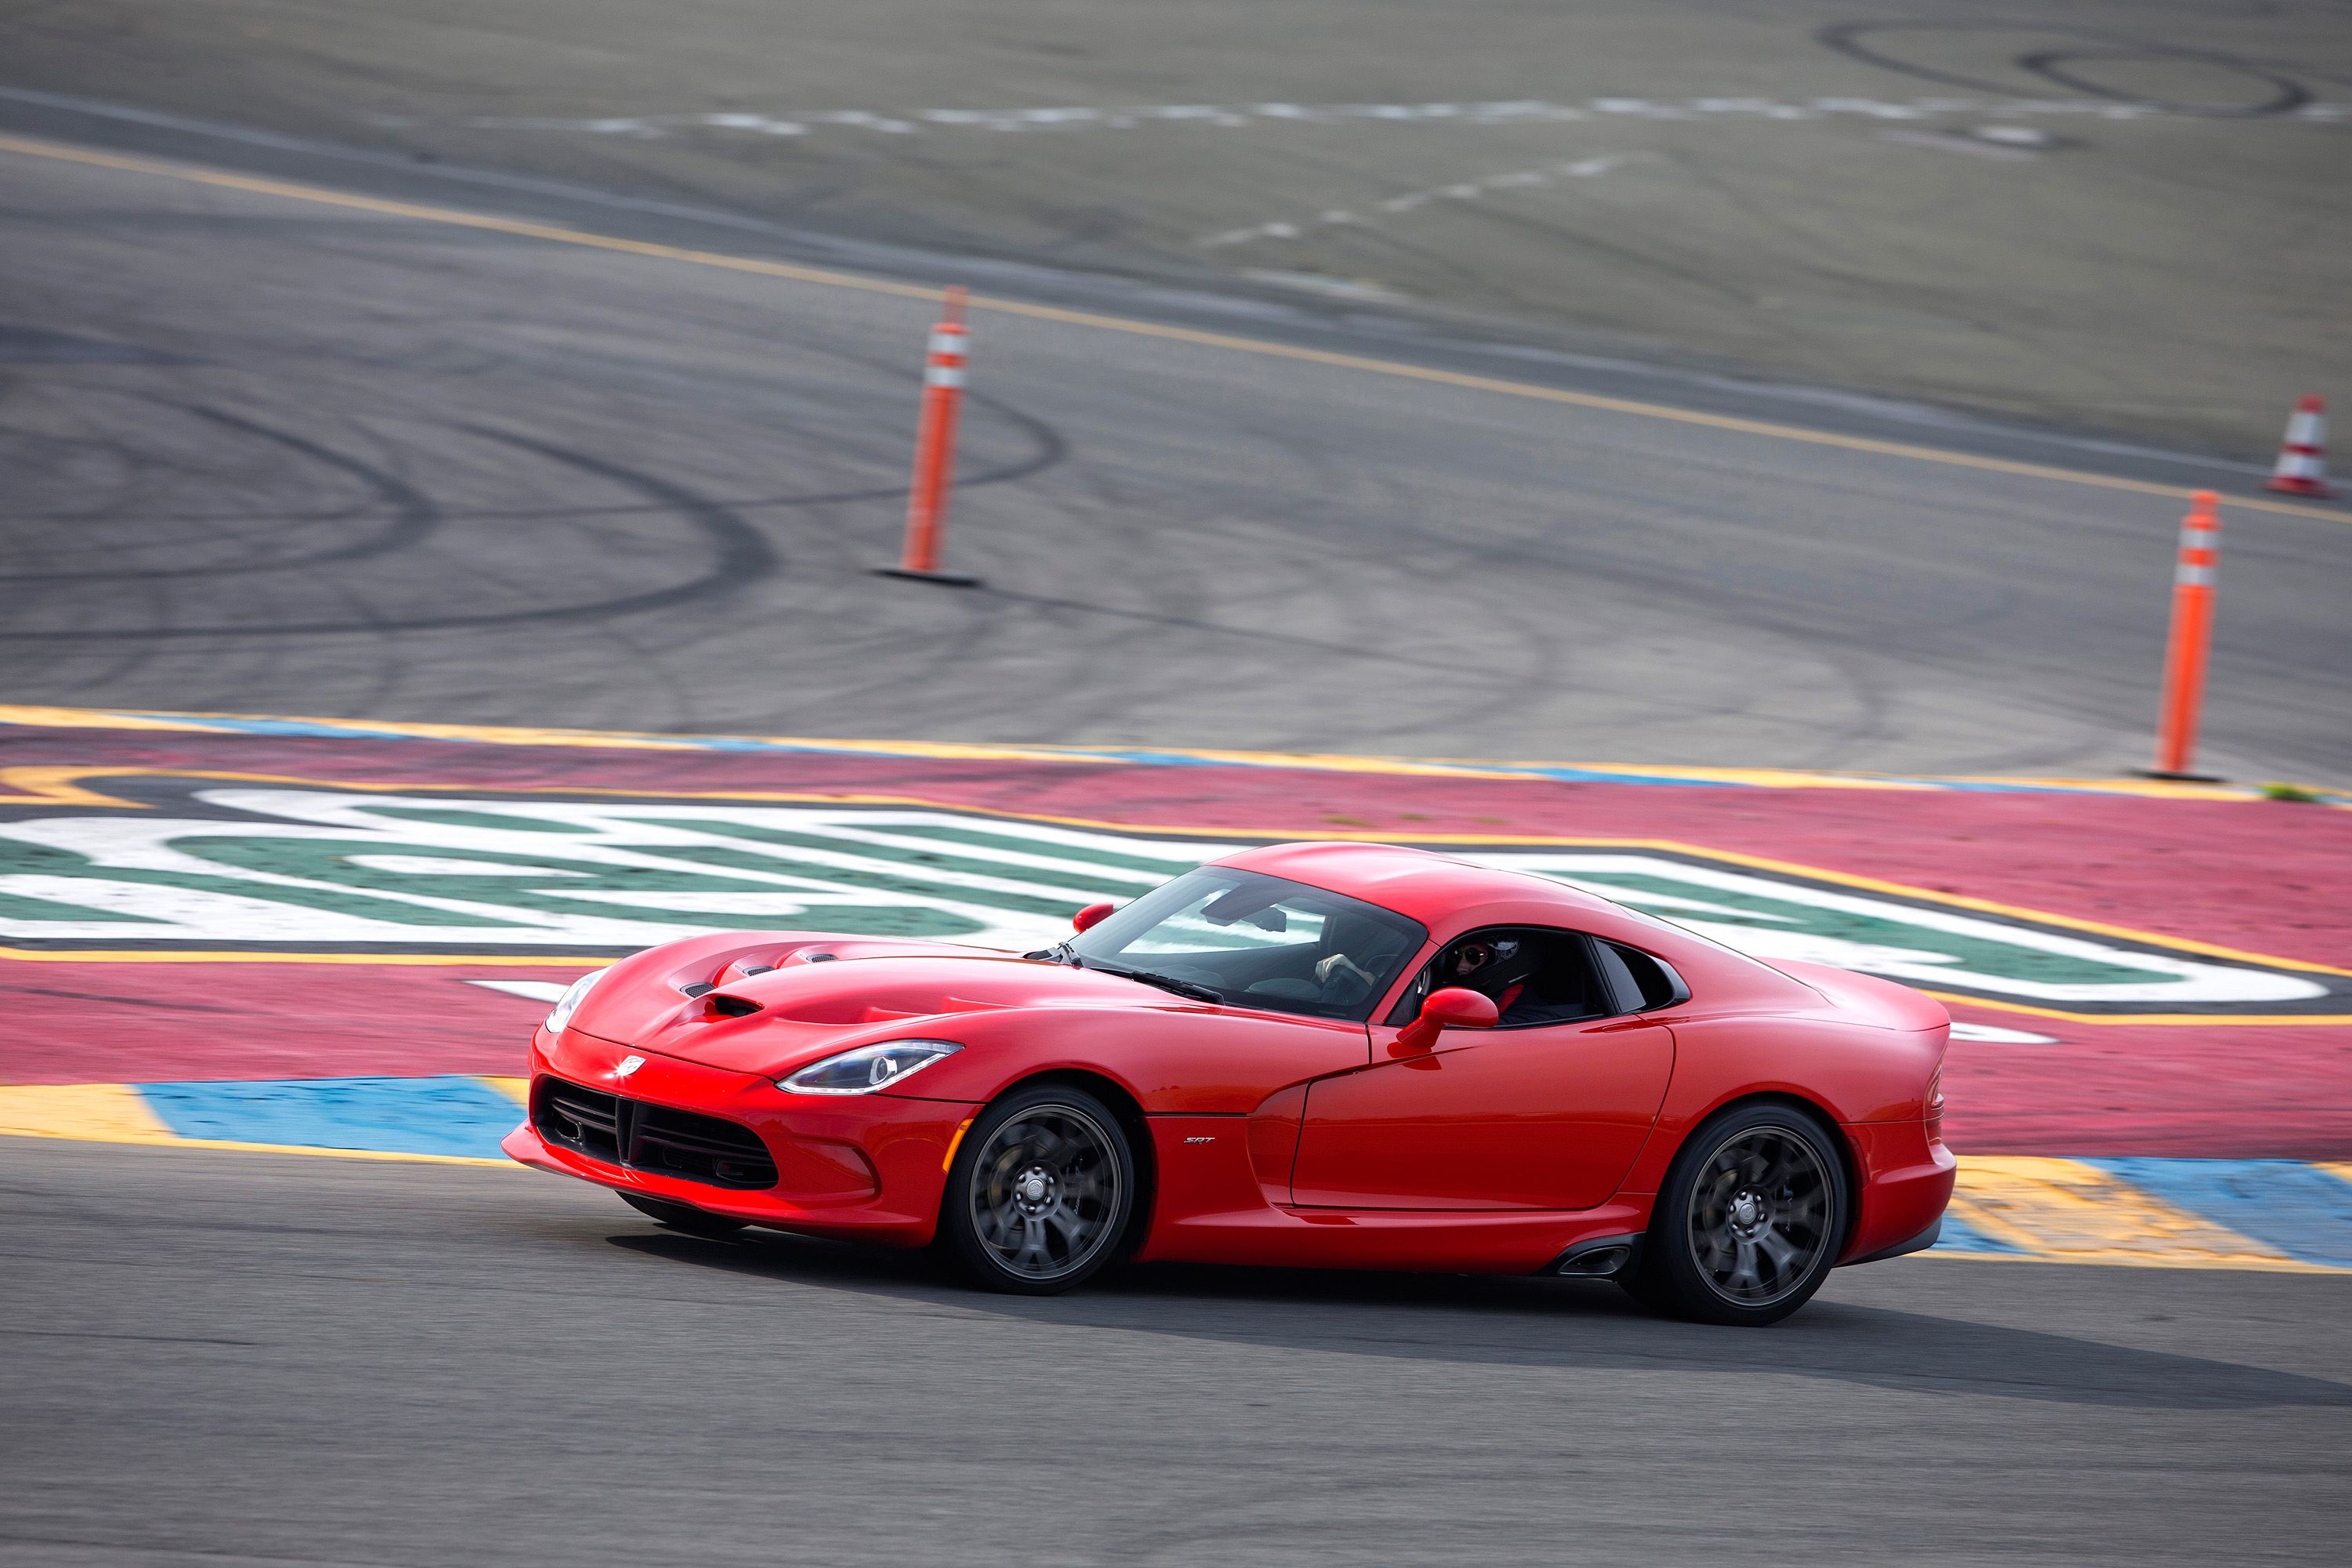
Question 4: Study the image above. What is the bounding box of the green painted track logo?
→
[0,786,2334,1016]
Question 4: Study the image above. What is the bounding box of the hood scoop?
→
[580,953,1184,1076]
[768,993,1006,1026]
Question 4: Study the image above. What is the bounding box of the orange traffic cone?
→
[2263,394,2332,498]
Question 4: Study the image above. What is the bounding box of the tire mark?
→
[0,426,778,638]
[0,401,441,583]
[1817,20,2314,118]
[3,384,1070,528]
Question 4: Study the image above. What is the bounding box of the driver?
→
[1439,936,1538,1015]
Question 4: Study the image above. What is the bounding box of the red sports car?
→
[503,841,1954,1324]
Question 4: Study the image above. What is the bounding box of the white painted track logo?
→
[0,778,2337,1019]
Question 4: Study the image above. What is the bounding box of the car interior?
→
[1385,926,1683,1029]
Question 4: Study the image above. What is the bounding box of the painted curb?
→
[4,1076,2348,1275]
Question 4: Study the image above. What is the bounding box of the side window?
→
[1592,940,1689,1013]
[1385,926,1616,1028]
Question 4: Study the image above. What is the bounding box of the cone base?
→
[2135,768,2226,784]
[2263,477,2334,498]
[876,566,982,588]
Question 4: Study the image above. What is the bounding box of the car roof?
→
[1212,840,1622,927]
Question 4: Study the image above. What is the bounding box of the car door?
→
[1288,928,1675,1210]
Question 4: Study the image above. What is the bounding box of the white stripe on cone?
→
[2267,397,2331,495]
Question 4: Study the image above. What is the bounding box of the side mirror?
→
[1072,902,1116,934]
[1395,985,1499,1051]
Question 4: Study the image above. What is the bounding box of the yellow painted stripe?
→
[0,1106,517,1170]
[0,132,2346,529]
[5,1131,515,1166]
[0,764,176,807]
[2,708,2342,811]
[2319,1163,2352,1189]
[0,1082,177,1143]
[0,706,223,734]
[1917,991,2352,1027]
[0,1093,2339,1270]
[0,946,611,968]
[477,1076,531,1106]
[1950,1156,2332,1272]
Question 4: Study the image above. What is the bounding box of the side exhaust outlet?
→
[1550,1235,1641,1278]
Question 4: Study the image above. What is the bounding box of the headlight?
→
[777,1040,962,1096]
[544,967,610,1033]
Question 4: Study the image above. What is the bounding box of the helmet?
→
[1446,936,1533,999]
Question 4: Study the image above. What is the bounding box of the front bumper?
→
[501,1025,978,1247]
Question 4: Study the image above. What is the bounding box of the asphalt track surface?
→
[5,0,2350,455]
[5,34,2351,1562]
[2,1138,2347,1566]
[4,127,2351,786]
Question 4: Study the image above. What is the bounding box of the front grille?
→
[532,1076,779,1191]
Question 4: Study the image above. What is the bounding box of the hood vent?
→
[704,993,761,1018]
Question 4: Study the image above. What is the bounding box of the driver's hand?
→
[1316,953,1376,989]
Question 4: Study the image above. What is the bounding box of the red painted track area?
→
[3,720,2347,1158]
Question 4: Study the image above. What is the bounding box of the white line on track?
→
[0,131,2344,528]
[1200,155,1643,249]
[423,96,2352,139]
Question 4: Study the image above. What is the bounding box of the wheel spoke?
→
[967,1104,1123,1280]
[1683,1127,1833,1305]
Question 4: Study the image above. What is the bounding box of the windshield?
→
[1064,866,1427,1022]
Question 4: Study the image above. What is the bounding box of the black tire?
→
[1621,1101,1849,1327]
[620,1192,747,1240]
[938,1083,1138,1295]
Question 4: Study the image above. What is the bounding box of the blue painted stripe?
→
[1930,1208,2025,1254]
[2088,1158,2352,1269]
[138,1076,521,1160]
[110,710,2352,800]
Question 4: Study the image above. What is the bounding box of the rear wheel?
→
[619,1192,746,1240]
[938,1083,1137,1295]
[1623,1102,1847,1327]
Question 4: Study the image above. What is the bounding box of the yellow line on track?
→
[2,132,2347,527]
[9,706,2336,805]
[1951,1156,2343,1273]
[0,1112,2339,1276]
[0,1083,524,1166]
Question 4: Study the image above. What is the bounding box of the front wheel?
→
[938,1084,1138,1295]
[1623,1102,1848,1327]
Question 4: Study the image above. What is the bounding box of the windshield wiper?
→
[1022,940,1077,964]
[1091,964,1223,1004]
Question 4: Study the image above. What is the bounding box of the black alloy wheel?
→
[1624,1102,1848,1326]
[620,1191,747,1240]
[941,1083,1137,1294]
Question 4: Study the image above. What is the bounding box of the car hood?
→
[568,951,1189,1077]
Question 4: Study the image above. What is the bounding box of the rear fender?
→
[1615,1011,1944,1197]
